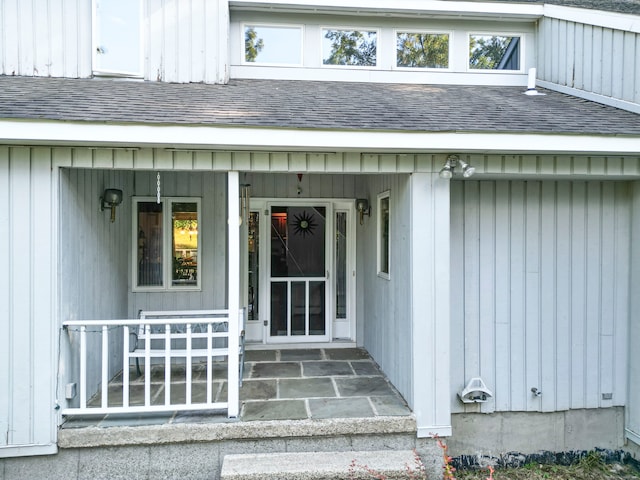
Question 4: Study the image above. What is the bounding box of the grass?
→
[455,452,640,480]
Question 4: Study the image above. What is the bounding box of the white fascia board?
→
[543,4,640,34]
[0,120,639,156]
[230,0,543,18]
[537,80,640,115]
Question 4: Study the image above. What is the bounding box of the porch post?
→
[227,171,240,418]
[411,172,452,437]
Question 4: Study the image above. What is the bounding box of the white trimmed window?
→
[93,0,143,76]
[377,191,390,279]
[468,34,522,71]
[322,28,378,67]
[243,24,303,65]
[396,31,450,69]
[133,197,201,291]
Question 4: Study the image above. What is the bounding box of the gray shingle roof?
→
[446,0,640,15]
[1,76,639,137]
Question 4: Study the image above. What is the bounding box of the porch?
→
[61,347,412,432]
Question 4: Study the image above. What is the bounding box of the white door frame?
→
[244,198,356,345]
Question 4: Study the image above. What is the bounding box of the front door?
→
[268,204,330,342]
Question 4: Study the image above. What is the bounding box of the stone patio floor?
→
[62,347,412,429]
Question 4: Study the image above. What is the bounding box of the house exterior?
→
[1,0,640,477]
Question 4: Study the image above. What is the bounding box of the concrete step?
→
[220,449,424,480]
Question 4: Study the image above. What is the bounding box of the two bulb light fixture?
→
[439,155,476,179]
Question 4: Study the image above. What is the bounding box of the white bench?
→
[130,309,245,385]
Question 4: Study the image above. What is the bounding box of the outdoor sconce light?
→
[356,198,371,225]
[100,188,123,223]
[439,155,476,179]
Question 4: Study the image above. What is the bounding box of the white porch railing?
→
[61,309,243,417]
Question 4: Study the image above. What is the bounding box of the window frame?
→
[467,32,524,73]
[92,0,144,77]
[320,26,380,69]
[377,191,390,280]
[393,29,452,71]
[132,197,202,292]
[241,23,305,67]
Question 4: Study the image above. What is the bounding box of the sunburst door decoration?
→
[291,210,317,237]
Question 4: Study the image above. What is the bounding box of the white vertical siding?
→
[628,182,640,446]
[0,0,227,83]
[0,0,91,78]
[146,0,228,83]
[538,17,640,104]
[358,174,413,406]
[0,147,57,457]
[128,170,229,314]
[451,180,630,414]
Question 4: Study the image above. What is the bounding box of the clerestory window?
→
[396,31,450,69]
[133,198,201,291]
[243,25,303,65]
[468,34,521,71]
[322,28,378,67]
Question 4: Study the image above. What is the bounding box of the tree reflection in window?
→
[397,32,449,69]
[323,29,377,66]
[469,35,520,70]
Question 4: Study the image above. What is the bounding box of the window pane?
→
[248,212,260,321]
[322,29,377,66]
[137,202,163,287]
[291,282,306,336]
[379,196,390,275]
[94,0,142,74]
[271,206,326,278]
[335,212,347,320]
[309,281,326,335]
[396,32,449,68]
[244,25,302,64]
[469,35,520,70]
[172,202,198,286]
[270,282,288,336]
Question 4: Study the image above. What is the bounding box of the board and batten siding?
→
[58,168,132,409]
[358,174,413,406]
[0,0,228,83]
[450,180,629,414]
[628,182,640,446]
[0,147,57,457]
[538,17,640,106]
[128,170,229,315]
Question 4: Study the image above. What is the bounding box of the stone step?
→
[220,449,424,480]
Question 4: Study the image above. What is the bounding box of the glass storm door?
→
[269,205,329,342]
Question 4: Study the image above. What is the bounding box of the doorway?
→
[244,199,355,344]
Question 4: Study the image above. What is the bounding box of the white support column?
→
[411,172,452,438]
[227,171,240,417]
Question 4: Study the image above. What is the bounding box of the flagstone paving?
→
[64,347,412,428]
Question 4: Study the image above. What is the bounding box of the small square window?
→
[377,191,390,279]
[469,34,521,70]
[322,28,377,67]
[396,32,449,69]
[244,25,303,65]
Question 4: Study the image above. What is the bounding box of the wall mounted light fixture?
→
[100,188,123,223]
[439,155,476,179]
[356,198,371,225]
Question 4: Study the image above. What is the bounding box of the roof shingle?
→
[1,76,639,137]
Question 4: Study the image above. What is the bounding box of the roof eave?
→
[229,0,545,19]
[1,119,638,156]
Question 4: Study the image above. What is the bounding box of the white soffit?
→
[543,4,640,33]
[1,120,639,156]
[229,0,544,19]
